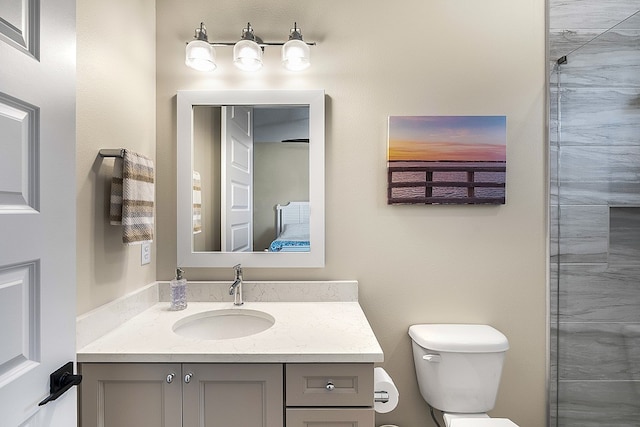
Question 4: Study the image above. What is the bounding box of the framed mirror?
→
[177,90,325,268]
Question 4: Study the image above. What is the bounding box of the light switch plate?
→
[141,242,151,265]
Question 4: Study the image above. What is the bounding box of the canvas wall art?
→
[387,116,506,205]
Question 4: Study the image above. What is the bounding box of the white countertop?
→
[77,300,384,364]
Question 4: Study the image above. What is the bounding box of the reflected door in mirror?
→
[193,105,310,253]
[176,89,325,268]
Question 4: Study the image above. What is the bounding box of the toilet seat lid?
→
[449,419,519,427]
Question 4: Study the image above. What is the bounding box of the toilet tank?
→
[408,324,509,413]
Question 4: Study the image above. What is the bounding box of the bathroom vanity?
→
[76,281,383,427]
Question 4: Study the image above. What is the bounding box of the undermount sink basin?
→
[172,309,275,340]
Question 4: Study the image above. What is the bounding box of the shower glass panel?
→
[549,10,640,427]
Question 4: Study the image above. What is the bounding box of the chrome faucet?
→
[229,264,243,306]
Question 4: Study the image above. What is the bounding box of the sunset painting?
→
[387,116,506,205]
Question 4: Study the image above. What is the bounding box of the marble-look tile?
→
[550,0,640,30]
[549,328,559,427]
[558,263,640,322]
[550,315,558,426]
[558,322,640,380]
[550,147,559,206]
[557,205,609,263]
[550,262,559,323]
[557,88,640,146]
[550,205,559,259]
[609,207,640,264]
[558,145,640,204]
[558,380,640,426]
[558,180,640,205]
[550,2,640,423]
[615,10,640,29]
[549,89,559,148]
[549,30,599,62]
[556,30,640,88]
[561,146,640,182]
[550,61,559,82]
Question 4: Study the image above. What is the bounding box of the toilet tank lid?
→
[450,419,519,427]
[408,324,509,353]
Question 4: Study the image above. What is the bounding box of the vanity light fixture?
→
[282,23,311,71]
[233,23,263,72]
[185,22,316,72]
[185,23,216,72]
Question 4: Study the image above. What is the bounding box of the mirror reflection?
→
[192,105,310,252]
[176,89,325,268]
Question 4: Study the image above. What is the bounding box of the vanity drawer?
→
[285,363,374,407]
[286,408,374,426]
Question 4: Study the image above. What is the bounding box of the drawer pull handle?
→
[326,381,335,391]
[166,373,175,383]
[184,373,193,383]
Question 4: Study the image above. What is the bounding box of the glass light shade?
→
[233,40,263,72]
[282,39,310,71]
[185,40,216,72]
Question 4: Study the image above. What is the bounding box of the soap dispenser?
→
[170,268,187,310]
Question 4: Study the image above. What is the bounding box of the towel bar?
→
[99,148,126,158]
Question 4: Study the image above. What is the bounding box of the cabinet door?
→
[183,363,283,427]
[79,363,182,427]
[286,408,375,427]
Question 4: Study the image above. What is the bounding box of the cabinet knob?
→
[326,381,335,391]
[184,373,193,383]
[166,373,175,383]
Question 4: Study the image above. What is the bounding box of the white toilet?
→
[408,324,519,427]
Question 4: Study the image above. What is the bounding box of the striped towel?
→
[193,170,202,234]
[109,151,155,244]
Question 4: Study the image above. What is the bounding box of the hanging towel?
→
[193,170,202,234]
[109,151,155,244]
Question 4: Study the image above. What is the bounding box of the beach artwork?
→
[387,115,507,205]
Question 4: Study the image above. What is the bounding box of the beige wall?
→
[156,0,548,425]
[78,0,547,425]
[76,0,156,314]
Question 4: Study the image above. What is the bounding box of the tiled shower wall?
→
[549,1,640,426]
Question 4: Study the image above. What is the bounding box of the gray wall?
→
[549,2,640,426]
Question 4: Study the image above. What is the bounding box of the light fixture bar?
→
[185,22,316,72]
[201,41,316,47]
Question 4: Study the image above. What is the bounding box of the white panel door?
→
[221,106,254,252]
[0,0,77,426]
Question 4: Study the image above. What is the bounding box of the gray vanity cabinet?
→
[80,362,374,427]
[286,409,375,426]
[79,363,182,427]
[79,363,283,427]
[182,363,283,427]
[285,363,375,427]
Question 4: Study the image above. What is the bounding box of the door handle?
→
[38,362,82,406]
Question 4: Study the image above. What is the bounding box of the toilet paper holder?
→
[374,390,390,403]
